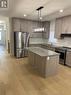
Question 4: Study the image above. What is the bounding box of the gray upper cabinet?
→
[12,18,50,38]
[55,18,62,38]
[12,18,37,33]
[55,16,71,38]
[21,20,28,32]
[28,21,33,33]
[12,18,21,32]
[62,16,71,34]
[21,20,33,33]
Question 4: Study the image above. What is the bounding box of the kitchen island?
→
[28,47,59,77]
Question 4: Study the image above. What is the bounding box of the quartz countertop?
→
[29,38,71,48]
[28,47,59,57]
[30,41,71,48]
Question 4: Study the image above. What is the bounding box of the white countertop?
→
[28,47,59,57]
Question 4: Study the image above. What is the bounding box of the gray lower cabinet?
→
[66,50,71,67]
[41,44,55,51]
[28,51,35,66]
[29,44,55,51]
[41,45,48,49]
[45,56,59,77]
[28,51,59,77]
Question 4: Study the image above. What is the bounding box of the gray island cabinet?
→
[28,47,59,78]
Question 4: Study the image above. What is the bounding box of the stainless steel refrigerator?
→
[14,32,29,58]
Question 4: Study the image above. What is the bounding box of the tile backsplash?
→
[52,38,71,47]
[29,38,48,44]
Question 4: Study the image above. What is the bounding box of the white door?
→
[0,25,6,46]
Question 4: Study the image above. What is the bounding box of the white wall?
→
[49,19,57,43]
[0,30,6,45]
[50,20,55,32]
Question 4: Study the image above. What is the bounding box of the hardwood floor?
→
[0,46,71,95]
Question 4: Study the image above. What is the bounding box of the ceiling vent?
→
[0,0,7,8]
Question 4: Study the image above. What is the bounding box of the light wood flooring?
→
[0,46,71,95]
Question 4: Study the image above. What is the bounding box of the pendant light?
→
[34,6,44,32]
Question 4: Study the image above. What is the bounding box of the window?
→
[0,0,7,8]
[0,32,1,40]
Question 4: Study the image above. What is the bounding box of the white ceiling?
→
[0,0,71,21]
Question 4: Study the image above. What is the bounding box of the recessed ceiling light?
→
[24,14,27,17]
[59,9,63,13]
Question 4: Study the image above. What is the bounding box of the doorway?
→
[0,21,6,52]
